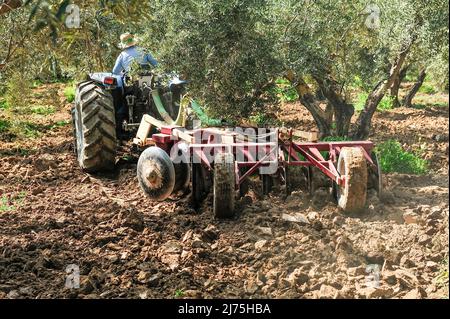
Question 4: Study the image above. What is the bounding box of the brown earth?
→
[0,83,448,299]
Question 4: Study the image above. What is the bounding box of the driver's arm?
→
[145,52,158,68]
[112,53,124,75]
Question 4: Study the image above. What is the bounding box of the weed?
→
[354,92,395,112]
[378,95,395,111]
[271,78,299,103]
[0,99,8,110]
[0,119,11,134]
[64,86,76,103]
[50,120,71,129]
[249,112,269,126]
[436,258,449,284]
[0,192,26,212]
[175,289,184,298]
[419,83,437,94]
[0,196,14,212]
[374,140,428,174]
[354,92,369,111]
[31,105,56,115]
[321,136,351,142]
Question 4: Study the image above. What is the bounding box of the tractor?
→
[71,69,188,173]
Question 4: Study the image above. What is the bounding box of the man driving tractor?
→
[113,32,158,75]
[112,33,158,138]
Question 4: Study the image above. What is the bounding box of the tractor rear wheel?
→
[213,152,236,219]
[336,147,368,213]
[137,147,175,201]
[73,81,117,172]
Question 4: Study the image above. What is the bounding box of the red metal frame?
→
[149,127,376,189]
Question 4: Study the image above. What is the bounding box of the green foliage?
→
[249,112,269,126]
[354,92,369,112]
[354,92,395,111]
[63,86,75,103]
[31,79,44,88]
[1,0,448,129]
[31,105,55,115]
[5,71,32,113]
[1,119,68,141]
[419,83,437,94]
[378,95,395,111]
[0,192,26,212]
[375,140,428,174]
[321,136,351,142]
[143,0,281,121]
[49,120,71,129]
[435,258,449,292]
[174,289,184,298]
[0,119,11,133]
[272,79,299,102]
[0,196,14,212]
[0,99,8,110]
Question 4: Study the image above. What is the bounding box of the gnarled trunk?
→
[390,65,409,108]
[353,42,412,140]
[403,68,426,108]
[314,75,354,136]
[285,71,331,137]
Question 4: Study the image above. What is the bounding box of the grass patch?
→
[31,79,44,89]
[0,196,14,212]
[354,92,369,111]
[435,258,449,294]
[49,120,71,129]
[419,83,437,94]
[374,140,428,174]
[64,85,76,103]
[0,192,26,212]
[0,99,8,110]
[321,136,351,142]
[410,104,427,110]
[31,105,56,115]
[0,118,70,141]
[354,92,395,112]
[0,119,11,133]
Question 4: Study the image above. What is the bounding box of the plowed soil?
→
[0,83,448,299]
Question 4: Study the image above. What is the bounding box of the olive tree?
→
[137,0,281,121]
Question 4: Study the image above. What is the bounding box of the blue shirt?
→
[112,46,158,75]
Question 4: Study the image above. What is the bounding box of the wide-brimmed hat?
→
[119,33,138,49]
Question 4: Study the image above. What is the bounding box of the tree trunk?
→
[403,69,426,108]
[353,42,412,140]
[314,75,354,136]
[0,0,22,16]
[285,71,331,137]
[390,65,408,108]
